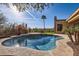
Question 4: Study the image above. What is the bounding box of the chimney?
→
[54,16,57,21]
[54,16,57,33]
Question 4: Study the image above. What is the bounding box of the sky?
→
[0,3,79,28]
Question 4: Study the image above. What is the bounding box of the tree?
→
[0,12,6,33]
[0,12,6,25]
[65,27,74,43]
[12,3,50,12]
[41,15,47,30]
[1,3,53,12]
[74,24,79,45]
[65,24,79,45]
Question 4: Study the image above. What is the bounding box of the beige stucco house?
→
[54,8,79,33]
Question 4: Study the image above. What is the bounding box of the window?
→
[57,24,63,31]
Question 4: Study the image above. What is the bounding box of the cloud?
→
[0,4,35,24]
[0,4,43,28]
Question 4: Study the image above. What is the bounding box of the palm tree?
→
[41,15,47,30]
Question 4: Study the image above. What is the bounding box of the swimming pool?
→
[2,34,61,50]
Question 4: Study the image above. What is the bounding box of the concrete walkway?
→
[52,34,73,56]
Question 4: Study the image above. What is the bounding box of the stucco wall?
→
[55,20,67,33]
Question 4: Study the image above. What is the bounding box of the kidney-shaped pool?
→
[2,34,62,51]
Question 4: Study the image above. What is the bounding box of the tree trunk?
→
[43,19,45,30]
[68,32,74,43]
[73,31,79,45]
[77,31,79,44]
[74,31,79,45]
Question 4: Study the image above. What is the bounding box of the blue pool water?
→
[2,34,61,50]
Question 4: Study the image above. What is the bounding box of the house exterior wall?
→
[54,8,79,34]
[54,16,67,33]
[55,21,67,33]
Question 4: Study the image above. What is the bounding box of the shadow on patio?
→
[67,41,79,56]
